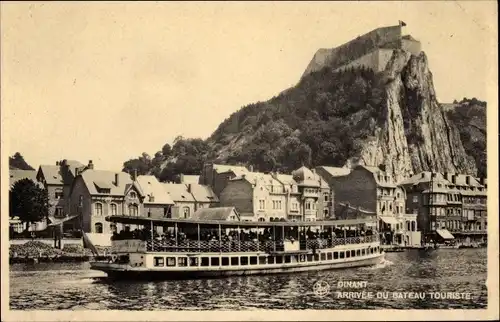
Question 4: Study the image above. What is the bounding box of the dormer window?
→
[130,191,137,199]
[97,188,111,194]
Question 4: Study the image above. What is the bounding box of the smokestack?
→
[421,172,425,179]
[451,175,456,184]
[187,183,192,193]
[115,173,119,186]
[87,160,94,170]
[465,175,470,185]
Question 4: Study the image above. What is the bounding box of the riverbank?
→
[9,240,110,264]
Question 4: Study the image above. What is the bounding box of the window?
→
[314,253,320,261]
[129,191,137,199]
[129,205,139,216]
[166,257,176,266]
[306,254,313,262]
[324,193,329,202]
[94,222,103,233]
[79,195,84,206]
[334,252,339,259]
[362,249,366,256]
[291,202,298,211]
[320,253,326,261]
[250,256,258,265]
[201,257,209,267]
[189,257,199,267]
[284,256,291,263]
[346,251,351,258]
[55,207,64,217]
[258,217,265,222]
[55,191,64,199]
[183,207,190,218]
[110,204,117,216]
[340,252,345,259]
[259,200,265,210]
[110,223,117,233]
[178,257,188,267]
[351,250,356,257]
[413,195,418,203]
[327,252,332,260]
[259,257,267,265]
[275,256,283,264]
[154,257,164,267]
[268,256,275,264]
[230,257,239,266]
[241,257,249,265]
[221,257,229,266]
[211,257,220,266]
[356,249,361,256]
[95,203,103,216]
[324,209,329,216]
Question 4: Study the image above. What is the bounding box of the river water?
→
[10,248,487,310]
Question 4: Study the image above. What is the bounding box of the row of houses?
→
[9,159,487,246]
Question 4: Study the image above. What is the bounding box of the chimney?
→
[480,177,485,185]
[431,172,436,178]
[465,175,470,185]
[56,161,60,166]
[87,160,94,170]
[451,174,456,184]
[180,174,185,183]
[421,172,425,179]
[187,183,192,193]
[115,173,119,186]
[249,165,254,172]
[444,172,448,180]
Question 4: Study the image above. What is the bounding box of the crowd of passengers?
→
[112,226,375,245]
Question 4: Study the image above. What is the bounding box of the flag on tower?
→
[399,20,407,27]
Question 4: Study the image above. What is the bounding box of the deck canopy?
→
[105,215,375,228]
[436,229,455,240]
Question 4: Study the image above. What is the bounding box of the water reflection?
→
[10,249,487,310]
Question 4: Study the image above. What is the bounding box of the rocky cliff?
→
[207,48,480,180]
[349,49,478,180]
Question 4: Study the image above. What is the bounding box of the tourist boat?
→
[88,215,385,280]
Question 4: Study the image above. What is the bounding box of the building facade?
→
[162,183,219,219]
[400,172,487,242]
[316,165,418,246]
[218,166,331,222]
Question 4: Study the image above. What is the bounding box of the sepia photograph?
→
[1,1,498,321]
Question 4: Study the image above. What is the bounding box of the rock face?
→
[350,49,478,180]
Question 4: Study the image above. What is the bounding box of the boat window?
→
[320,253,326,261]
[230,257,239,266]
[306,254,313,262]
[189,257,199,267]
[241,256,249,266]
[362,249,366,256]
[356,249,361,256]
[268,256,275,264]
[284,255,291,263]
[370,248,374,254]
[221,257,229,266]
[314,253,320,261]
[299,254,306,262]
[201,257,209,267]
[211,257,220,266]
[346,251,351,258]
[334,252,339,259]
[154,257,164,267]
[250,256,258,265]
[351,250,356,257]
[275,256,283,264]
[166,257,176,267]
[327,252,332,260]
[259,257,267,265]
[178,257,188,267]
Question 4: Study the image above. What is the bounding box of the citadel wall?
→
[335,48,395,73]
[302,25,402,77]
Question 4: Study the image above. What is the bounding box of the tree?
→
[9,152,34,170]
[161,143,172,157]
[10,179,49,231]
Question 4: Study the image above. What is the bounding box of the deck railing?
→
[145,235,378,252]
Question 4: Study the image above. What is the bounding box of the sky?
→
[1,1,497,171]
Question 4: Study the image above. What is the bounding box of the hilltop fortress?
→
[302,23,421,78]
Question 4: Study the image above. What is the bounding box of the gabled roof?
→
[192,207,240,221]
[77,170,133,196]
[274,174,296,186]
[179,174,200,184]
[292,166,320,187]
[213,164,248,176]
[62,160,86,177]
[188,184,219,203]
[399,172,451,186]
[136,175,175,205]
[163,183,196,202]
[355,165,397,188]
[316,166,351,177]
[38,165,64,185]
[9,170,42,188]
